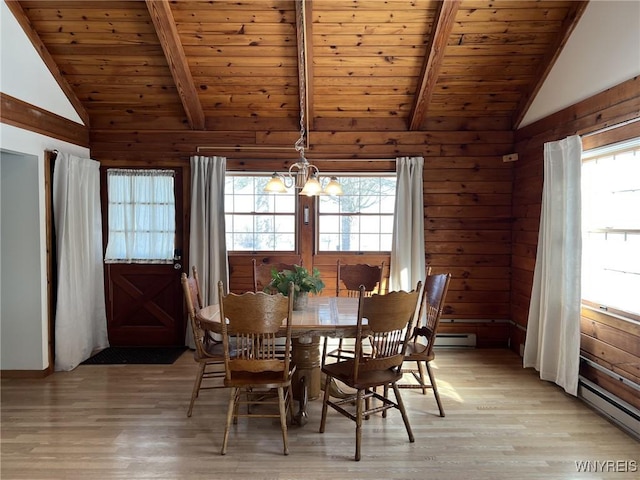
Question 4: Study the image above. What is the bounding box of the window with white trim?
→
[581,138,640,317]
[225,174,296,251]
[317,175,396,252]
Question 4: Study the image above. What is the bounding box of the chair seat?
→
[202,341,224,356]
[224,368,295,389]
[404,341,434,361]
[322,360,402,390]
[200,339,241,358]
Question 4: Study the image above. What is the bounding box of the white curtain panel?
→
[524,135,582,396]
[389,156,426,292]
[186,156,229,347]
[52,152,109,371]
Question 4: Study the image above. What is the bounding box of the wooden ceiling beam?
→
[299,0,316,132]
[512,1,590,129]
[1,93,89,147]
[145,0,205,130]
[293,0,315,140]
[4,0,90,127]
[408,0,462,131]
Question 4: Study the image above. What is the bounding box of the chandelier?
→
[264,1,342,197]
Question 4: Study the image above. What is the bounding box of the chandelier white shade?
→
[264,161,344,197]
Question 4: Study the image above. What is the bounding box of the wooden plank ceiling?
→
[9,0,587,158]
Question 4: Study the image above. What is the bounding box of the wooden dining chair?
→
[181,270,226,417]
[323,260,386,364]
[218,280,296,456]
[252,259,299,293]
[336,260,386,297]
[319,281,423,461]
[190,265,204,310]
[399,272,451,417]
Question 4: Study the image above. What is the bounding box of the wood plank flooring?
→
[2,349,638,479]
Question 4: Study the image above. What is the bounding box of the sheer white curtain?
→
[186,155,229,347]
[104,169,176,263]
[524,135,582,396]
[389,156,426,292]
[52,152,109,371]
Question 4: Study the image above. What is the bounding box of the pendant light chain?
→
[295,0,307,162]
[263,0,343,196]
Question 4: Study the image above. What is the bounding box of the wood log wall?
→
[5,76,638,354]
[512,76,640,404]
[90,126,515,348]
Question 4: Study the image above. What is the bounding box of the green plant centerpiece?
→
[266,264,325,310]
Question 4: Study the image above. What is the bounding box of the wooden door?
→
[102,167,185,346]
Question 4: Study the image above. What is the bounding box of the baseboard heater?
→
[434,333,476,347]
[578,377,640,439]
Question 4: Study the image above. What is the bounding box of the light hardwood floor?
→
[2,349,638,480]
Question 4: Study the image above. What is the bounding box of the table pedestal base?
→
[291,336,320,425]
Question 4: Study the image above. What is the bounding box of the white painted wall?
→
[0,0,87,371]
[0,1,83,123]
[0,127,89,371]
[1,151,43,369]
[520,0,640,127]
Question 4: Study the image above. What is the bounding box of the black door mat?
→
[81,346,188,365]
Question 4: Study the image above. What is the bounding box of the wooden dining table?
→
[196,295,362,425]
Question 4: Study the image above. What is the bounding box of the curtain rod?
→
[199,154,398,163]
[581,116,640,138]
[195,146,398,162]
[197,146,295,152]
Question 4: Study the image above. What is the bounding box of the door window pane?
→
[104,169,176,263]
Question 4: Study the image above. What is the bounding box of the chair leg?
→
[416,360,428,395]
[364,390,371,420]
[319,374,331,433]
[391,382,414,443]
[277,387,289,455]
[426,361,445,417]
[221,387,238,455]
[187,362,206,417]
[382,384,389,418]
[355,389,363,461]
[286,383,295,425]
[336,338,345,361]
[233,391,241,424]
[322,337,328,367]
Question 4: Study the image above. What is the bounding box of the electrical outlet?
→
[503,153,519,162]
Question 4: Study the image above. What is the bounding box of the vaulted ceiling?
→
[8,0,588,157]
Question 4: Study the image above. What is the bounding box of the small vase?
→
[293,292,309,311]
